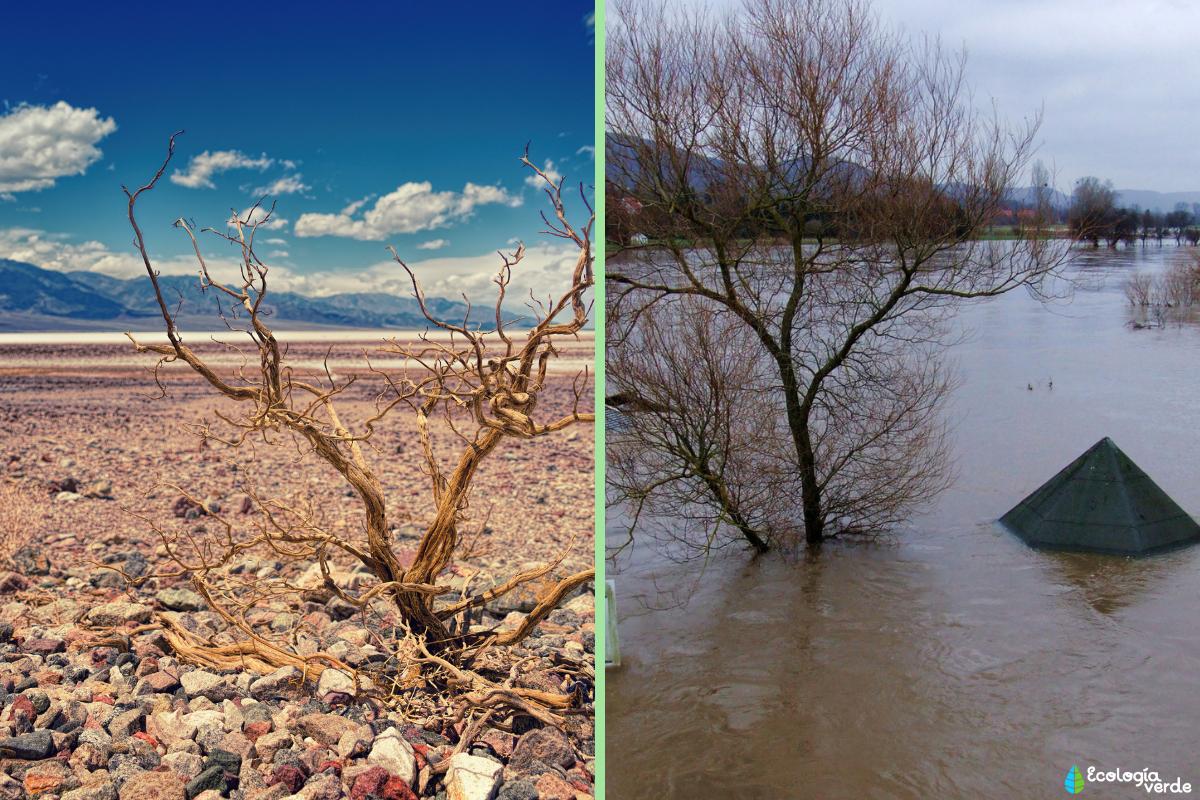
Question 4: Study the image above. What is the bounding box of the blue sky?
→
[0,1,595,300]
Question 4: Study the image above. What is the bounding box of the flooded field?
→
[607,244,1200,798]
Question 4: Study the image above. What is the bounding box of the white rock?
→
[180,669,227,698]
[179,710,224,742]
[336,727,373,759]
[88,602,153,626]
[283,772,340,800]
[161,750,204,779]
[317,668,355,696]
[249,665,306,700]
[149,709,198,744]
[367,727,417,786]
[445,753,502,800]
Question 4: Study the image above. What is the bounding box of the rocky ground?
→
[0,338,595,800]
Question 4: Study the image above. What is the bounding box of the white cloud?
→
[0,226,253,284]
[577,145,595,158]
[263,237,288,246]
[282,241,585,304]
[230,205,288,231]
[294,181,521,241]
[525,159,564,189]
[254,173,309,196]
[0,226,587,314]
[170,150,274,189]
[0,101,117,194]
[416,238,449,250]
[268,250,289,259]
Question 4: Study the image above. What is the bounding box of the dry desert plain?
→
[0,332,595,800]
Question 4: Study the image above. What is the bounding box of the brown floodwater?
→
[607,244,1200,798]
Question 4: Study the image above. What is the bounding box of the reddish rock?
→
[24,638,66,656]
[349,767,418,800]
[91,647,118,665]
[243,720,272,742]
[479,730,516,759]
[410,743,432,768]
[172,495,201,518]
[133,731,162,749]
[140,671,181,693]
[566,765,594,789]
[349,767,387,800]
[23,772,66,796]
[381,775,419,800]
[510,727,575,771]
[269,765,306,794]
[8,694,35,727]
[535,772,578,800]
[0,571,29,593]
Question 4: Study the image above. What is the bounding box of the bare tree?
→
[1124,261,1200,328]
[1125,272,1154,307]
[606,0,1067,546]
[1068,176,1117,247]
[607,298,787,556]
[111,134,594,727]
[1030,160,1056,230]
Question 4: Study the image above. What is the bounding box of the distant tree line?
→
[1068,176,1200,248]
[608,174,997,249]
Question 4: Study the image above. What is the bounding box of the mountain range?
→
[0,259,506,332]
[609,135,1200,214]
[1112,189,1200,213]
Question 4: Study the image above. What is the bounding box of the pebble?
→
[249,665,307,701]
[155,588,207,612]
[180,669,235,701]
[0,730,56,759]
[119,769,186,799]
[367,727,417,786]
[89,602,153,627]
[446,753,503,800]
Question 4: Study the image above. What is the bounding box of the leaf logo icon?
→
[1065,764,1085,794]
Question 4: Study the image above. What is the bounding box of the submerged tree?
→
[1068,176,1117,246]
[113,134,594,726]
[607,298,787,555]
[606,0,1067,548]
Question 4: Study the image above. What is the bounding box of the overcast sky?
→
[871,0,1200,193]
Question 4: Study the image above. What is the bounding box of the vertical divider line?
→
[593,1,608,797]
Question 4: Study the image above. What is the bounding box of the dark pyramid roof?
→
[1000,437,1200,555]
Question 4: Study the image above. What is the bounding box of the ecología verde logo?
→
[1065,764,1085,794]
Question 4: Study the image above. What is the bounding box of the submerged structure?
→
[1000,437,1200,555]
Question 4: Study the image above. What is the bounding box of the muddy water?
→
[607,244,1200,799]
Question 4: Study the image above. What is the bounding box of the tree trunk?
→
[700,471,769,553]
[777,359,825,544]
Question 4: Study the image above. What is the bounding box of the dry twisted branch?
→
[119,134,595,721]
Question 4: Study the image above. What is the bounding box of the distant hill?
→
[0,259,514,332]
[608,136,1082,213]
[1113,189,1200,213]
[1004,186,1071,210]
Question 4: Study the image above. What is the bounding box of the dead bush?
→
[99,134,594,731]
